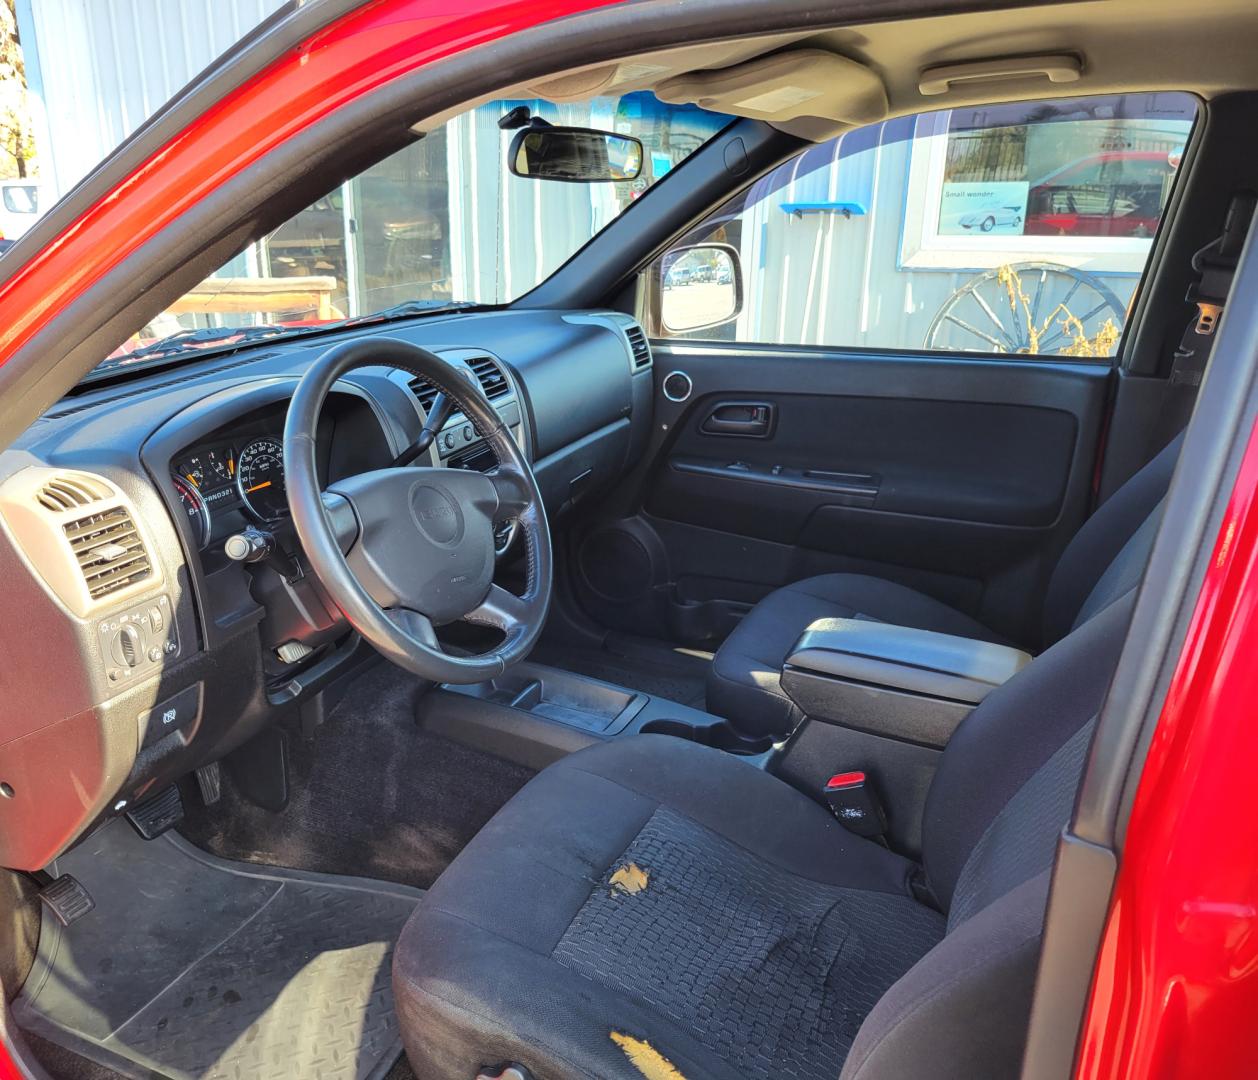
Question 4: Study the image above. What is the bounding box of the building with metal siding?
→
[16,0,284,199]
[11,5,1192,357]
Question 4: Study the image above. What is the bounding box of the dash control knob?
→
[111,624,144,669]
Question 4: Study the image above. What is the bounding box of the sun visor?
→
[655,49,887,126]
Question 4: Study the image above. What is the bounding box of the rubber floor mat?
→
[15,819,421,1080]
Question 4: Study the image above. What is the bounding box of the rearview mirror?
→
[508,127,644,183]
[660,244,743,333]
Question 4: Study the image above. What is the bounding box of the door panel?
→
[571,342,1110,649]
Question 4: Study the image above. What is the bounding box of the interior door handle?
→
[702,401,775,438]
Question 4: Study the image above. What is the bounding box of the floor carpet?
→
[180,662,535,890]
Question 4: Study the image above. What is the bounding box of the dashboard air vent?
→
[468,356,509,400]
[408,356,509,413]
[64,506,153,600]
[407,376,440,413]
[625,325,652,370]
[36,474,110,512]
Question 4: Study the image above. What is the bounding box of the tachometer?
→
[172,474,211,549]
[237,437,288,520]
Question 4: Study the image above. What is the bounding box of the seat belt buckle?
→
[822,771,887,839]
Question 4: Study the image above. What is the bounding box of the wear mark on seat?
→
[554,807,944,1080]
[610,1031,687,1080]
[610,862,650,895]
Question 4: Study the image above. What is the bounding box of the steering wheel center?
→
[410,483,464,545]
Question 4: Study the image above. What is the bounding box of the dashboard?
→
[0,308,654,870]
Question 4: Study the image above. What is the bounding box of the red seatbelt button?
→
[825,771,867,791]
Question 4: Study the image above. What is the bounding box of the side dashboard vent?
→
[65,506,153,600]
[36,475,110,512]
[625,325,652,371]
[468,356,509,400]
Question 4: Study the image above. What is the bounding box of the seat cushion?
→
[708,573,1003,736]
[393,735,943,1080]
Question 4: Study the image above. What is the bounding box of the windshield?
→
[95,92,728,375]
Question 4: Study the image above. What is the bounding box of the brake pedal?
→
[125,785,184,840]
[39,874,95,927]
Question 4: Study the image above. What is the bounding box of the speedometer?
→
[237,437,288,521]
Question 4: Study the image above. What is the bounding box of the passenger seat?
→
[708,434,1183,736]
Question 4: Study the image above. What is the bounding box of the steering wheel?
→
[284,337,552,683]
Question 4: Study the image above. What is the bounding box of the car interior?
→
[3,1,1258,1078]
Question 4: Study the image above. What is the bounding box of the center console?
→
[773,618,1031,854]
[419,659,772,772]
[416,619,1030,859]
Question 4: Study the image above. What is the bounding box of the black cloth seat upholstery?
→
[393,594,1138,1080]
[708,434,1184,736]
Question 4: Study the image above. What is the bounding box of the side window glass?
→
[646,92,1196,360]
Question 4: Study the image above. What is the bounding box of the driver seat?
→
[392,591,1135,1080]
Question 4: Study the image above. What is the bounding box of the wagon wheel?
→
[924,261,1127,356]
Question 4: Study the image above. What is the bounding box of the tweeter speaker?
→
[662,370,693,402]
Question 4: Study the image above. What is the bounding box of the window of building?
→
[2,185,38,215]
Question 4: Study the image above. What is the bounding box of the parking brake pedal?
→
[125,785,184,839]
[39,875,95,927]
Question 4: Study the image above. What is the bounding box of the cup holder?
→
[639,717,773,756]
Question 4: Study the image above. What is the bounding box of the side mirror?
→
[660,244,743,333]
[508,126,644,183]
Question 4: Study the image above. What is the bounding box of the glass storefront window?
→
[119,92,727,358]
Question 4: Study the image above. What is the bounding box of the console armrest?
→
[782,618,1031,747]
[788,618,1031,703]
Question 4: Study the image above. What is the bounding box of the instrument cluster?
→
[171,435,288,550]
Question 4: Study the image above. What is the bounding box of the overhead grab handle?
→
[918,53,1082,96]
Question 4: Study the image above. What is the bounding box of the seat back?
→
[1040,432,1182,646]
